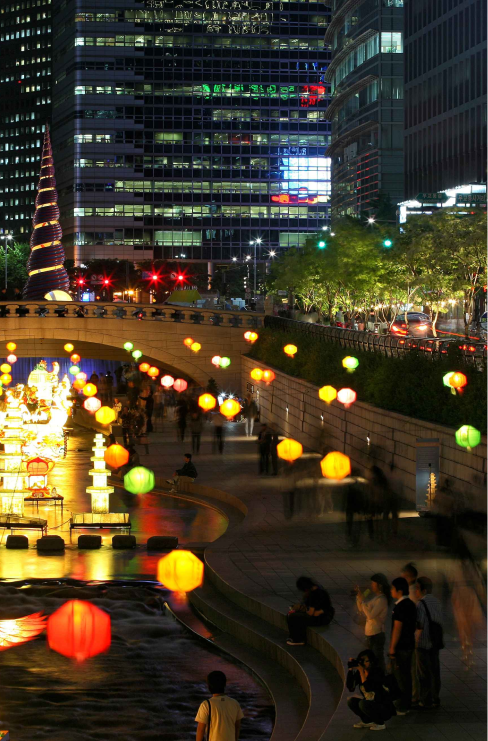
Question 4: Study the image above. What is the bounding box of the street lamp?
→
[249,237,262,306]
[0,234,13,290]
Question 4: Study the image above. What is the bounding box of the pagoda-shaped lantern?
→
[0,398,30,516]
[87,434,114,514]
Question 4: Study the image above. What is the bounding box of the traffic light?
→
[383,238,393,248]
[177,274,184,281]
[77,277,85,286]
[318,240,326,249]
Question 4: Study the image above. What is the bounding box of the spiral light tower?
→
[23,126,70,299]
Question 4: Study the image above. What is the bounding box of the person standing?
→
[269,427,279,476]
[355,573,390,673]
[190,411,204,454]
[388,577,417,715]
[257,423,271,474]
[401,561,420,704]
[145,391,154,433]
[105,371,114,405]
[112,397,122,423]
[176,398,188,441]
[195,671,244,741]
[212,412,225,454]
[415,577,443,708]
[242,394,258,437]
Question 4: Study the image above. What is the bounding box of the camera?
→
[348,658,361,669]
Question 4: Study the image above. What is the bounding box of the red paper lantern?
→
[70,353,81,364]
[337,388,357,408]
[104,443,130,469]
[173,379,188,393]
[161,375,174,388]
[47,600,111,662]
[147,366,160,378]
[262,369,275,383]
[26,456,55,475]
[84,397,101,413]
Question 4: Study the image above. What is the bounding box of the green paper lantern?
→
[443,372,455,388]
[455,425,481,451]
[124,342,134,352]
[124,466,155,495]
[342,356,359,371]
[132,349,142,360]
[219,356,231,368]
[69,365,80,376]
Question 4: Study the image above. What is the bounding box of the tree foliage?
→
[0,242,30,294]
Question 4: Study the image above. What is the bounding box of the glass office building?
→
[324,0,404,217]
[52,0,331,265]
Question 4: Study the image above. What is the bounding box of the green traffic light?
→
[383,238,393,248]
[318,241,326,249]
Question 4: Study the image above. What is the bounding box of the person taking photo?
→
[346,649,395,731]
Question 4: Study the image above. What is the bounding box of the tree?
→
[0,242,30,294]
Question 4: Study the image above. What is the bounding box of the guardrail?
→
[0,302,264,329]
[264,315,487,366]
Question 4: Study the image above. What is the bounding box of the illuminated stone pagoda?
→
[0,400,30,516]
[23,125,70,300]
[87,434,114,514]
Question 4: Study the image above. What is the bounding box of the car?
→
[390,312,433,337]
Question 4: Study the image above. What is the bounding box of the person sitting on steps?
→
[166,453,198,492]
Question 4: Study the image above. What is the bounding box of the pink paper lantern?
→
[173,379,188,393]
[337,388,357,408]
[7,354,17,364]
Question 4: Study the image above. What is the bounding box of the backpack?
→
[422,600,444,650]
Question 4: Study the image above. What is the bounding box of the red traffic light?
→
[103,279,110,285]
[151,274,158,281]
[77,278,85,285]
[177,274,184,281]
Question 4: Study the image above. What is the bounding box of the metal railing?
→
[264,315,487,366]
[0,301,264,329]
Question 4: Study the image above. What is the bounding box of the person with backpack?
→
[195,670,244,741]
[415,576,443,708]
[346,649,395,731]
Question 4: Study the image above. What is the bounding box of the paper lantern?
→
[220,398,240,419]
[64,343,74,353]
[69,365,80,376]
[173,378,188,393]
[320,451,351,480]
[262,369,275,383]
[157,550,204,593]
[147,366,159,378]
[0,364,11,374]
[337,388,357,408]
[190,342,201,353]
[7,354,17,364]
[84,397,101,413]
[95,406,116,425]
[443,371,455,388]
[0,612,47,651]
[161,375,174,388]
[277,438,303,462]
[183,337,194,347]
[244,331,258,343]
[455,425,481,451]
[250,368,263,381]
[342,356,359,372]
[47,600,111,662]
[449,372,467,390]
[124,466,155,494]
[219,356,231,368]
[139,362,150,373]
[73,378,86,390]
[26,456,55,475]
[0,374,11,385]
[132,350,142,360]
[319,386,337,404]
[104,443,130,469]
[82,383,98,397]
[198,393,216,411]
[123,341,134,352]
[211,355,221,367]
[284,344,298,358]
[6,342,16,353]
[70,353,81,364]
[76,372,87,382]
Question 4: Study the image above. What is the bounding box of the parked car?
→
[390,312,433,337]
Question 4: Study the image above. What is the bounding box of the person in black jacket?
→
[347,649,395,730]
[286,576,334,646]
[166,453,198,491]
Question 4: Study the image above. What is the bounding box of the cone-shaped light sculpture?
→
[23,125,70,299]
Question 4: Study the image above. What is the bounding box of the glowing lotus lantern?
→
[262,369,275,383]
[173,379,188,393]
[250,368,263,381]
[277,438,303,462]
[244,331,258,343]
[82,383,98,397]
[455,425,481,451]
[7,354,17,364]
[448,372,467,395]
[342,356,359,372]
[161,375,174,388]
[139,362,150,373]
[0,364,11,374]
[319,386,337,404]
[183,337,194,347]
[76,372,87,382]
[198,393,216,411]
[124,466,155,495]
[190,342,201,353]
[95,406,116,425]
[69,365,80,376]
[157,550,204,593]
[219,357,231,368]
[337,388,357,409]
[47,600,111,662]
[73,379,86,390]
[320,451,351,480]
[442,372,455,388]
[84,397,101,413]
[284,344,297,358]
[211,356,222,367]
[104,444,130,469]
[220,398,240,419]
[64,343,74,353]
[26,456,55,475]
[0,373,12,385]
[132,349,142,361]
[70,353,81,365]
[6,342,16,353]
[123,341,134,352]
[147,366,159,378]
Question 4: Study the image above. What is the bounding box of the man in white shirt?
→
[195,671,244,741]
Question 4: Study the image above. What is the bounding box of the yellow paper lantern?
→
[139,362,150,373]
[82,383,98,397]
[147,366,160,378]
[157,550,204,593]
[95,406,116,425]
[64,343,74,353]
[284,344,298,358]
[250,368,263,381]
[183,337,194,347]
[190,342,201,353]
[320,451,351,480]
[198,393,216,411]
[319,386,337,404]
[73,378,86,390]
[0,373,12,385]
[0,363,11,374]
[219,398,241,419]
[277,438,303,462]
[6,342,16,352]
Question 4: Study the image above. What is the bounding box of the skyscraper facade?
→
[52,0,332,266]
[0,0,53,237]
[403,0,487,199]
[324,0,404,217]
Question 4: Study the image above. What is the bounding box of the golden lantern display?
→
[250,368,263,381]
[64,343,74,353]
[320,451,351,480]
[82,383,98,397]
[87,433,114,513]
[283,344,298,358]
[157,550,204,593]
[190,342,201,353]
[262,369,275,383]
[6,342,16,353]
[198,393,216,411]
[319,386,337,404]
[147,366,160,378]
[219,398,241,419]
[277,438,303,462]
[139,362,150,373]
[0,364,11,374]
[95,406,116,425]
[0,373,12,385]
[183,337,194,347]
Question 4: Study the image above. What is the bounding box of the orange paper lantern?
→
[83,397,101,413]
[183,337,194,347]
[250,368,263,381]
[104,443,130,469]
[139,362,150,373]
[220,398,241,419]
[147,366,160,378]
[190,342,201,353]
[161,375,174,388]
[449,372,467,390]
[283,344,297,357]
[277,438,303,462]
[73,378,86,390]
[0,373,12,385]
[319,385,337,404]
[320,451,351,480]
[337,388,357,408]
[95,406,116,425]
[82,383,97,397]
[6,342,16,353]
[0,363,11,374]
[262,369,275,383]
[157,550,204,593]
[7,354,17,364]
[70,353,80,364]
[47,600,111,662]
[198,393,216,411]
[173,378,188,393]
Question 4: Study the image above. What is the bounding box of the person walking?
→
[257,423,271,474]
[137,410,150,455]
[388,577,417,715]
[242,394,258,437]
[195,670,244,741]
[190,411,204,454]
[153,386,164,430]
[355,573,391,673]
[286,576,334,646]
[176,398,188,441]
[269,427,279,476]
[415,576,443,708]
[145,391,154,433]
[212,412,225,454]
